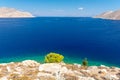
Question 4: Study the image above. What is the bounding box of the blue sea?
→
[0,17,120,67]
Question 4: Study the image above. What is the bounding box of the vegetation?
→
[82,58,88,67]
[44,52,64,63]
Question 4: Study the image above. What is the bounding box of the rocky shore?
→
[0,60,120,80]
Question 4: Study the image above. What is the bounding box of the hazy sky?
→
[0,0,120,17]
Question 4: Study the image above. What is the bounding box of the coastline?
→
[0,55,119,68]
[0,60,120,80]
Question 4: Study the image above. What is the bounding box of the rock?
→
[37,72,53,77]
[74,70,83,76]
[38,76,56,80]
[104,74,119,80]
[37,72,56,80]
[39,63,62,73]
[116,73,120,78]
[14,67,23,74]
[6,66,12,72]
[78,76,95,80]
[0,60,120,80]
[86,66,98,75]
[74,63,81,68]
[60,67,68,73]
[98,69,107,74]
[99,65,110,70]
[64,73,79,80]
[39,63,69,74]
[21,60,40,67]
[0,76,8,80]
[88,66,98,70]
[64,64,79,71]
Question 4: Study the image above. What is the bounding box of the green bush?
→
[44,52,64,63]
[82,58,88,67]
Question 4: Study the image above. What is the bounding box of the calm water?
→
[0,17,120,66]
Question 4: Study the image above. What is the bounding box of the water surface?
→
[0,17,120,67]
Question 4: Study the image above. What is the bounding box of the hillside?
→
[94,9,120,20]
[0,7,34,18]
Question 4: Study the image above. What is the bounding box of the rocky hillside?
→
[94,9,120,20]
[0,7,34,18]
[0,60,120,80]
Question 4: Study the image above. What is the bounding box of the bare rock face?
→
[0,60,120,80]
[0,7,34,18]
[94,9,120,20]
[21,60,40,67]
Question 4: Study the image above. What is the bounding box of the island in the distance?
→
[94,9,120,20]
[0,7,34,18]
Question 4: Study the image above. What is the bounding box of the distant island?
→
[94,9,120,20]
[0,7,34,18]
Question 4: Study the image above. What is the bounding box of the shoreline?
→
[0,60,120,80]
[0,55,119,68]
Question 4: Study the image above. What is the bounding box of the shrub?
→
[44,52,64,63]
[82,58,88,67]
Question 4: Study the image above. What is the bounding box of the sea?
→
[0,17,120,67]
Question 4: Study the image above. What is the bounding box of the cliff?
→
[0,7,34,18]
[0,60,119,80]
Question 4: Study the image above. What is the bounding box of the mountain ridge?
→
[0,7,34,18]
[94,9,120,20]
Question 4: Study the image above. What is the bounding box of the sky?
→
[0,0,120,17]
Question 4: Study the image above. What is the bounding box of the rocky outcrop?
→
[94,9,120,20]
[0,7,34,18]
[0,60,120,80]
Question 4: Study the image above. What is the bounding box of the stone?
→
[21,60,40,67]
[0,76,8,80]
[39,63,62,73]
[0,60,120,80]
[104,74,119,80]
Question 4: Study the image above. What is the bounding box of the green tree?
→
[82,58,88,67]
[44,52,64,63]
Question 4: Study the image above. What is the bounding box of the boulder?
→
[21,60,40,67]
